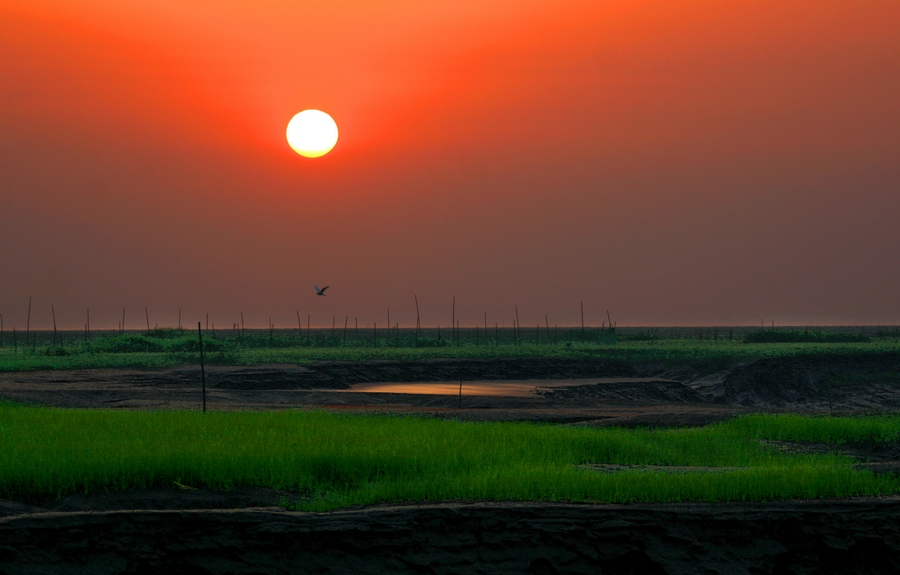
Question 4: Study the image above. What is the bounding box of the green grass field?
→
[0,328,897,372]
[1,404,897,510]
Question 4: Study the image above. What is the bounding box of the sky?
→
[1,0,899,330]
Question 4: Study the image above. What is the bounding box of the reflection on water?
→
[332,378,666,398]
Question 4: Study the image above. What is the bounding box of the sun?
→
[286,110,338,158]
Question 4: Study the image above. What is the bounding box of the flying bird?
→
[315,285,330,296]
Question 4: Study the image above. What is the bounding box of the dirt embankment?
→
[542,352,900,410]
[2,499,900,574]
[3,354,900,423]
[3,356,900,573]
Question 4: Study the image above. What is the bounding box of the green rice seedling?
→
[717,413,900,444]
[0,407,897,510]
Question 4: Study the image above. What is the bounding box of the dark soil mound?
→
[2,499,900,574]
[717,353,900,408]
[536,380,707,403]
[120,359,637,391]
[298,358,636,387]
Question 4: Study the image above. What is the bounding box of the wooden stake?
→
[198,322,206,413]
[178,309,182,331]
[145,306,151,332]
[297,311,302,332]
[51,305,57,348]
[581,301,584,334]
[122,307,126,335]
[452,296,456,344]
[514,306,520,345]
[343,316,348,346]
[414,296,421,338]
[87,308,90,339]
[26,296,31,338]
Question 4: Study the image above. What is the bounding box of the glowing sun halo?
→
[286,110,338,158]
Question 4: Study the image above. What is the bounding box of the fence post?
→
[198,322,206,413]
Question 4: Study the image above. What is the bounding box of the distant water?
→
[332,378,669,398]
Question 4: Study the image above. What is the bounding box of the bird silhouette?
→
[315,285,330,296]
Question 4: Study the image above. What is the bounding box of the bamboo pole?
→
[514,306,520,345]
[51,305,57,348]
[452,296,455,345]
[414,296,421,338]
[198,323,206,413]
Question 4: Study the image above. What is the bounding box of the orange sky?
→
[2,0,899,329]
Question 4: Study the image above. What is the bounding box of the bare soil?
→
[3,355,900,573]
[3,499,900,574]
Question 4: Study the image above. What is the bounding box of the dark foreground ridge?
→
[2,499,900,574]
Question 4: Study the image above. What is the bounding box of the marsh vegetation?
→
[1,404,898,510]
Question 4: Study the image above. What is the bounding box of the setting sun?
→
[286,110,338,158]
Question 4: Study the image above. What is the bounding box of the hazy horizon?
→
[3,1,898,329]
